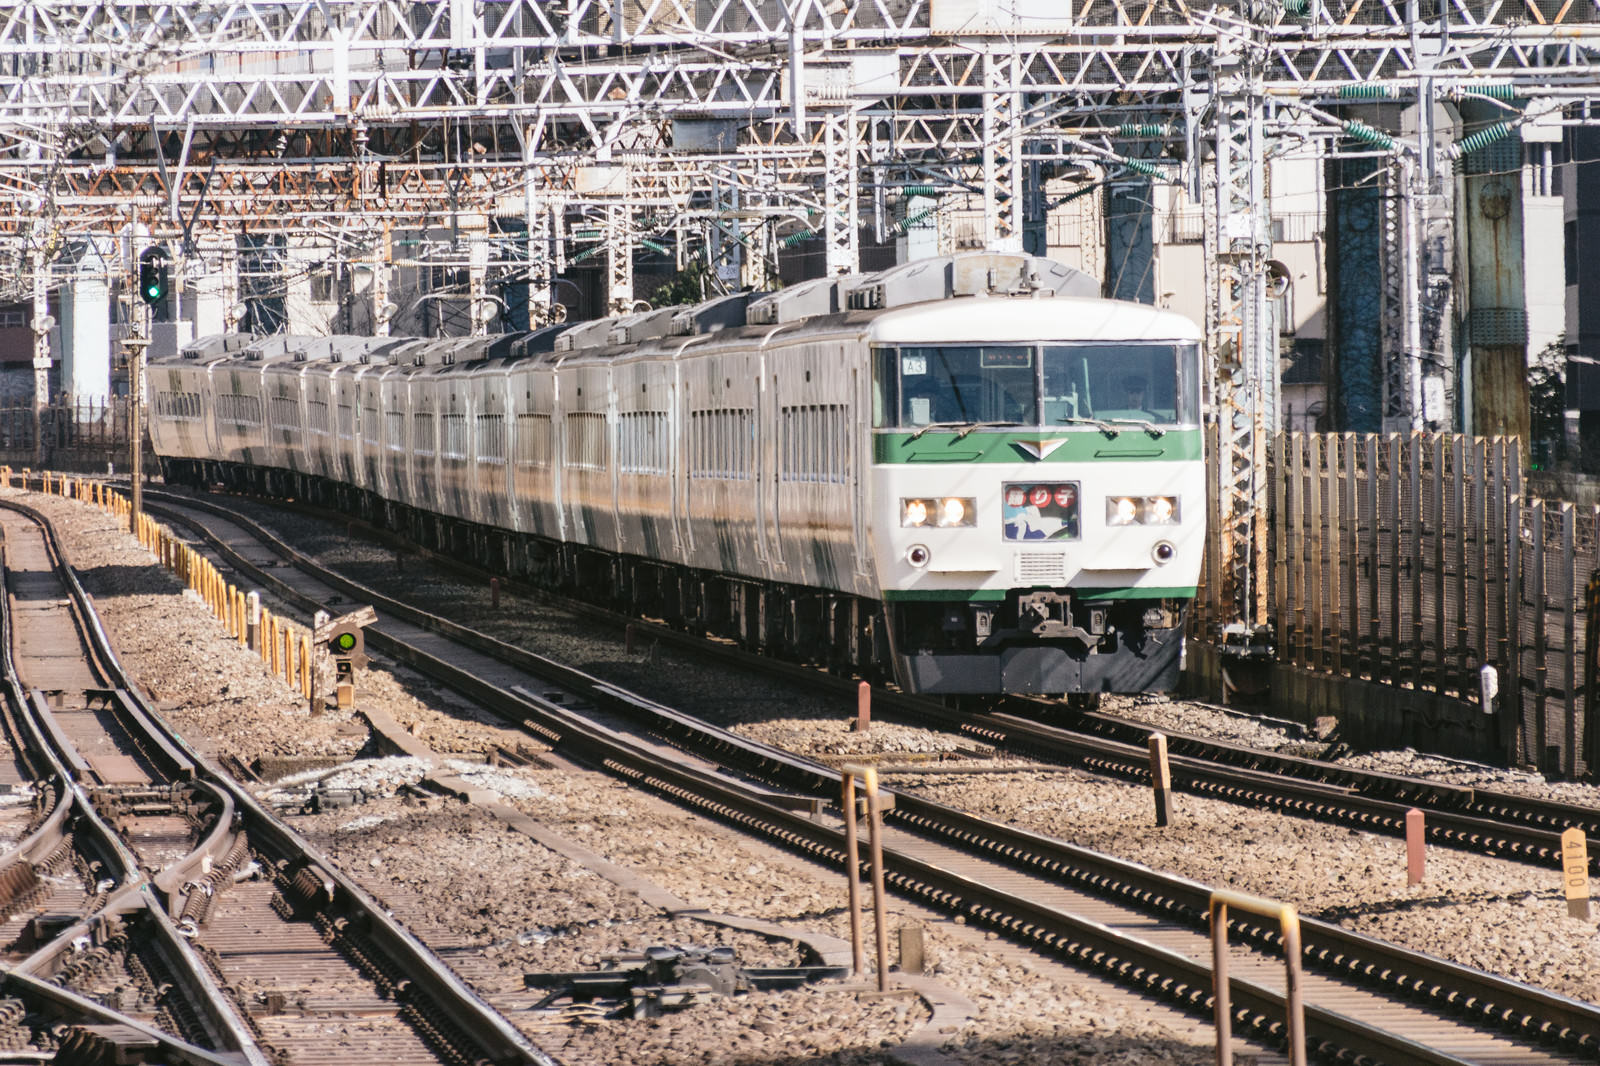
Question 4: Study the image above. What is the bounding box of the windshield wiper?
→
[1098,417,1166,438]
[1056,415,1122,436]
[954,420,1023,440]
[909,420,1024,441]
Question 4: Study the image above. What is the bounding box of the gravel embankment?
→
[16,484,1600,1063]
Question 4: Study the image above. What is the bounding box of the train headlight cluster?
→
[1105,495,1181,526]
[902,497,977,528]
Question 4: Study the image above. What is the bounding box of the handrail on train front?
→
[1209,887,1305,1066]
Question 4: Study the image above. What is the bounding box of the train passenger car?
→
[147,333,255,471]
[150,252,1206,698]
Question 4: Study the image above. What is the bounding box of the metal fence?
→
[1195,431,1595,778]
[0,398,137,471]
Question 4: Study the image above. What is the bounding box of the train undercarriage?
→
[163,456,1184,698]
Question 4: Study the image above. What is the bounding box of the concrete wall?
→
[1184,641,1505,762]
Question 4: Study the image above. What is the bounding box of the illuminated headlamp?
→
[1145,496,1180,524]
[902,497,977,528]
[1105,496,1181,525]
[1107,496,1140,526]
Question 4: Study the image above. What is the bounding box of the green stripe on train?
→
[873,427,1202,465]
[882,586,1197,602]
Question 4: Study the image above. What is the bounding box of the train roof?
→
[867,296,1203,344]
[166,253,1175,375]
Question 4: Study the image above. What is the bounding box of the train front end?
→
[867,299,1206,696]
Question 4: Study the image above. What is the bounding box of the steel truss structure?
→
[5,0,1600,634]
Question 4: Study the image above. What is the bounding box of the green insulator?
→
[639,239,671,255]
[1454,121,1513,157]
[1122,158,1162,178]
[1055,183,1101,206]
[1282,0,1309,17]
[892,207,938,235]
[1342,119,1396,150]
[1116,123,1169,138]
[1465,83,1517,101]
[898,185,938,197]
[780,229,817,249]
[1337,84,1394,99]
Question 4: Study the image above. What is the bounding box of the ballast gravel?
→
[15,483,1600,1063]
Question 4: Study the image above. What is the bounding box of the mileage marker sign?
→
[1562,828,1591,920]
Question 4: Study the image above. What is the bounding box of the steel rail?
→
[0,502,262,1066]
[141,486,1600,878]
[139,489,1600,1064]
[0,496,553,1066]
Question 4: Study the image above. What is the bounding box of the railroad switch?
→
[524,944,848,1019]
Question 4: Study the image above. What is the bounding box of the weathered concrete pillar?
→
[61,245,112,402]
[1105,173,1155,305]
[1458,98,1529,439]
[1326,149,1384,431]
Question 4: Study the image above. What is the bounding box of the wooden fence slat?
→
[1452,435,1468,696]
[1329,434,1344,675]
[1309,434,1324,670]
[1562,502,1577,778]
[1472,438,1489,683]
[1294,434,1310,667]
[1414,432,1427,688]
[1433,434,1447,697]
[1532,499,1548,772]
[1365,436,1381,676]
[1274,430,1290,658]
[1342,434,1358,674]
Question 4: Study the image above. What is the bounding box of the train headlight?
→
[1107,497,1139,526]
[1145,496,1180,524]
[902,497,976,528]
[1105,495,1181,525]
[937,497,975,527]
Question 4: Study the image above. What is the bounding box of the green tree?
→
[650,261,711,309]
[1529,333,1565,468]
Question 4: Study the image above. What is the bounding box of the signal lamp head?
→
[328,625,364,658]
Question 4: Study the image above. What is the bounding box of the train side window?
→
[871,348,897,428]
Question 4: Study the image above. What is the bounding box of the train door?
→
[201,362,222,459]
[759,361,784,575]
[752,365,768,568]
[669,369,689,558]
[853,363,871,577]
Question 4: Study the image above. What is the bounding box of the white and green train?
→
[149,252,1205,698]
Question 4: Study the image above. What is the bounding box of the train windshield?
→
[873,342,1200,429]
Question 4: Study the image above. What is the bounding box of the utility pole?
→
[1204,14,1278,692]
[125,308,148,535]
[31,250,52,469]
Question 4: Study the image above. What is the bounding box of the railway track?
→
[0,496,551,1066]
[142,484,1600,881]
[132,485,1600,1064]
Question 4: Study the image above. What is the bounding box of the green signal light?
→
[335,632,356,652]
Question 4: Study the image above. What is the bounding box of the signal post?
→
[130,244,169,531]
[315,605,375,710]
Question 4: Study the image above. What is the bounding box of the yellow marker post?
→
[1563,827,1591,919]
[1148,732,1172,826]
[840,769,865,978]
